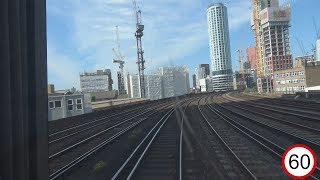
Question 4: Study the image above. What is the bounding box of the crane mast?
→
[252,0,263,78]
[133,0,146,98]
[112,26,126,95]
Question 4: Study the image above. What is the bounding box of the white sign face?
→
[260,6,291,24]
[282,144,317,179]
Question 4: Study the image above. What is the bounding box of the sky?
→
[47,0,320,90]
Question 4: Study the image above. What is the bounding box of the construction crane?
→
[133,0,146,98]
[251,0,263,78]
[112,26,126,95]
[311,17,320,61]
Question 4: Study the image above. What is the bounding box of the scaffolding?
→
[145,75,163,100]
[251,0,264,78]
[159,66,190,98]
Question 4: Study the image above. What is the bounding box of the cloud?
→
[47,0,253,89]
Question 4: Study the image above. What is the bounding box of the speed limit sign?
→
[282,144,317,179]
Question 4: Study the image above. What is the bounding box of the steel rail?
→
[49,100,167,137]
[126,100,191,180]
[49,100,179,180]
[223,98,320,134]
[207,97,320,179]
[198,97,257,180]
[49,102,172,159]
[49,102,168,144]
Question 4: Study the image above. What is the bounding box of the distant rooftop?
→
[207,2,225,9]
[80,69,111,76]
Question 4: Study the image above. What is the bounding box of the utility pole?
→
[133,0,146,98]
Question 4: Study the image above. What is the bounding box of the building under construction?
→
[251,0,293,93]
[127,66,190,100]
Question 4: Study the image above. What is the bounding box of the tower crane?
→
[133,0,146,98]
[112,26,126,95]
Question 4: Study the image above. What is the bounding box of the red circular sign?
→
[281,144,317,179]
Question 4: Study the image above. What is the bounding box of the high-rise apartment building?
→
[195,66,206,89]
[246,46,257,70]
[117,71,126,95]
[80,69,113,93]
[199,64,210,77]
[207,3,233,91]
[192,74,197,88]
[252,0,292,76]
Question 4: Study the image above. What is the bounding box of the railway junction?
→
[48,92,320,180]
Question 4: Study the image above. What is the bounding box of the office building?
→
[128,74,141,98]
[117,71,126,95]
[80,69,113,93]
[145,74,163,100]
[128,66,190,99]
[207,3,233,91]
[199,64,210,77]
[159,66,190,98]
[192,74,197,88]
[273,63,320,94]
[195,67,206,89]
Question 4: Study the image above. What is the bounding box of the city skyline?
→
[47,0,318,90]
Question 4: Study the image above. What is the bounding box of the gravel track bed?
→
[49,104,166,156]
[49,104,172,175]
[203,96,288,179]
[232,92,320,112]
[214,95,320,169]
[223,100,320,130]
[55,107,172,180]
[187,99,247,179]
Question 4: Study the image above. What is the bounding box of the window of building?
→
[49,101,54,109]
[55,101,62,108]
[76,98,83,110]
[68,99,73,111]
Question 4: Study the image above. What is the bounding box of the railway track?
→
[111,99,194,180]
[218,94,320,152]
[230,92,320,114]
[49,100,167,143]
[49,101,170,157]
[199,96,286,179]
[48,92,320,179]
[222,94,320,133]
[49,99,180,180]
[209,94,320,179]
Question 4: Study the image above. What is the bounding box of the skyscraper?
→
[259,1,292,76]
[199,64,210,77]
[251,0,292,93]
[207,3,233,91]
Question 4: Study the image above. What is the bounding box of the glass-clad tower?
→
[207,3,233,91]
